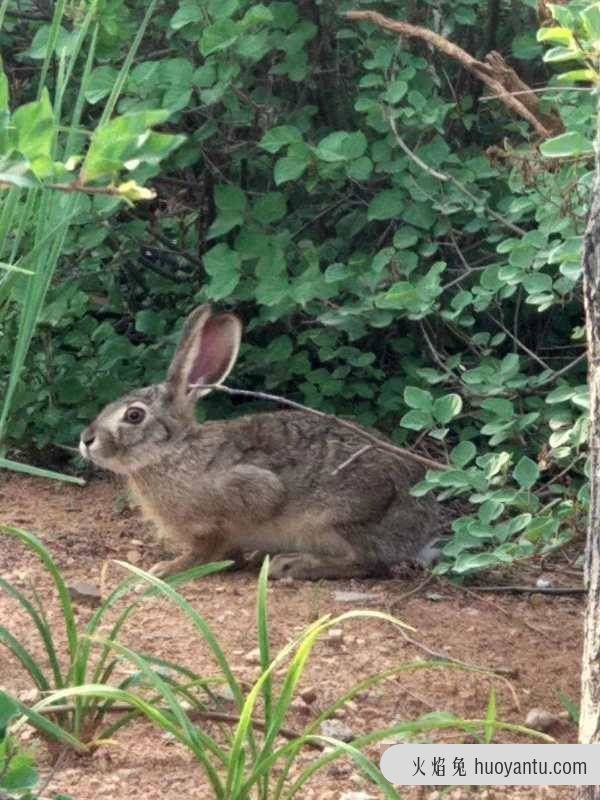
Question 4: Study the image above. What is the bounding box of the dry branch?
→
[36,704,325,751]
[346,10,564,139]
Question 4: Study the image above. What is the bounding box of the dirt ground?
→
[0,472,585,800]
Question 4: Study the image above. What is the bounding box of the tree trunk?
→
[578,179,600,800]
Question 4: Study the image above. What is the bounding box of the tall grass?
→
[0,524,230,744]
[2,553,555,799]
[0,0,158,482]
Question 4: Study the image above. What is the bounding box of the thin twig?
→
[197,384,447,471]
[331,445,373,475]
[386,113,527,237]
[486,313,552,371]
[468,585,585,596]
[539,454,585,495]
[35,704,325,750]
[396,630,520,707]
[419,324,461,384]
[456,583,558,642]
[388,574,435,613]
[537,352,587,386]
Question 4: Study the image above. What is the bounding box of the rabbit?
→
[79,304,445,580]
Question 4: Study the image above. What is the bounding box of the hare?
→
[80,304,445,579]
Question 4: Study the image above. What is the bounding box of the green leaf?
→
[170,4,203,30]
[404,386,433,411]
[315,131,367,162]
[259,126,303,154]
[82,110,172,182]
[367,190,404,221]
[241,4,274,27]
[85,66,120,104]
[12,88,55,178]
[581,4,600,41]
[543,45,581,63]
[546,385,576,404]
[513,456,540,490]
[0,70,8,114]
[252,192,287,224]
[450,441,477,467]
[215,184,246,214]
[400,410,432,430]
[324,262,351,282]
[0,691,20,730]
[199,19,241,56]
[393,228,419,250]
[274,147,309,185]
[556,68,596,83]
[484,687,497,743]
[523,272,553,293]
[481,398,514,418]
[432,394,462,424]
[0,749,38,792]
[536,26,575,46]
[382,79,408,103]
[540,132,594,158]
[135,310,166,337]
[346,156,372,180]
[453,552,502,574]
[203,243,241,300]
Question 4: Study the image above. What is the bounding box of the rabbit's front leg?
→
[149,529,240,577]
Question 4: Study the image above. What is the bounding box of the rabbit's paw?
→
[148,553,196,578]
[269,553,321,580]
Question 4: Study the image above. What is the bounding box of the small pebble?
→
[243,647,261,665]
[525,707,561,731]
[320,718,354,742]
[66,580,102,607]
[300,686,317,704]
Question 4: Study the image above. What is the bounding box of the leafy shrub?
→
[0,0,594,573]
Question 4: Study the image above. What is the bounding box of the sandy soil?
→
[0,472,584,800]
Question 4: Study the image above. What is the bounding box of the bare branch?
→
[346,10,563,138]
[35,705,324,750]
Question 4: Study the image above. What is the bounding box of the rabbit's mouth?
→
[79,432,128,473]
[80,441,137,475]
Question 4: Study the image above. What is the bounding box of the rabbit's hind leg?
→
[269,552,375,580]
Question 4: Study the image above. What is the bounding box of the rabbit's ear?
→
[167,305,242,408]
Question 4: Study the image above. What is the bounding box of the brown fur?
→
[80,305,445,579]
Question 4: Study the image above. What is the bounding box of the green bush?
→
[0,0,594,573]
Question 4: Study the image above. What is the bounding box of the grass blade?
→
[484,686,497,743]
[83,643,226,796]
[256,557,272,800]
[0,576,63,687]
[1,526,78,663]
[0,458,85,484]
[0,626,50,692]
[112,562,244,709]
[9,698,87,753]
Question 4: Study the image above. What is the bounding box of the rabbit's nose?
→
[81,428,96,447]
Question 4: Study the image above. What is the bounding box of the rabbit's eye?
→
[124,407,146,425]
